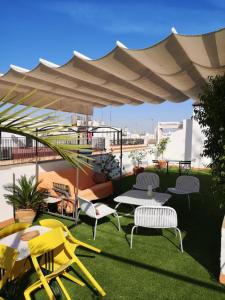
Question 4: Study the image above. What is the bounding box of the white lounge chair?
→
[133,172,160,191]
[78,198,120,240]
[130,206,183,252]
[167,175,200,210]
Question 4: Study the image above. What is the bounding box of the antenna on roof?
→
[171,27,178,34]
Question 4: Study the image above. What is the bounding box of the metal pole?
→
[35,129,38,183]
[119,129,123,192]
[13,173,16,220]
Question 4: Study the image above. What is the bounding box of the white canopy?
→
[0,27,225,114]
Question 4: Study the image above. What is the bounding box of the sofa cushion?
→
[78,181,113,201]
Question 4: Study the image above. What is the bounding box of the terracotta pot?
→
[133,166,144,175]
[158,160,167,169]
[15,209,36,224]
[92,172,108,184]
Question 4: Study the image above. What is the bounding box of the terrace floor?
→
[18,169,225,299]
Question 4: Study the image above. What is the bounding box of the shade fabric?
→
[0,27,225,113]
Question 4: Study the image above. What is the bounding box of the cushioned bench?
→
[38,167,113,202]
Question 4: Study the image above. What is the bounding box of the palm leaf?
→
[0,88,93,170]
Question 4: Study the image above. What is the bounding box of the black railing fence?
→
[0,136,145,162]
[111,138,144,146]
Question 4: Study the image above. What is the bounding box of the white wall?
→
[161,117,211,167]
[113,147,155,174]
[163,120,189,161]
[191,119,211,168]
[0,164,36,222]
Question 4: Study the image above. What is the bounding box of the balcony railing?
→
[0,136,145,164]
[111,138,144,146]
[0,137,56,162]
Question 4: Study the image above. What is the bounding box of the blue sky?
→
[1,0,224,132]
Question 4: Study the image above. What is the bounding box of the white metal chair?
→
[78,198,120,240]
[167,175,200,210]
[133,172,160,191]
[130,206,183,252]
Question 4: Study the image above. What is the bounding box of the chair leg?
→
[94,219,98,240]
[130,225,138,249]
[176,228,183,253]
[76,240,101,253]
[74,255,106,297]
[63,271,85,286]
[114,212,121,231]
[76,208,81,224]
[187,194,191,211]
[55,277,72,300]
[174,228,177,237]
[114,202,121,210]
[199,192,204,204]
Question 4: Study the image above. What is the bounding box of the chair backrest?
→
[78,198,96,218]
[53,182,71,198]
[39,219,65,230]
[134,172,159,190]
[28,227,66,258]
[175,176,200,193]
[0,223,30,239]
[134,206,178,229]
[0,245,18,289]
[39,219,74,242]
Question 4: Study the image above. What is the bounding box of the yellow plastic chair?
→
[39,218,100,253]
[0,222,30,239]
[39,219,106,297]
[24,227,85,300]
[0,245,18,289]
[0,223,31,280]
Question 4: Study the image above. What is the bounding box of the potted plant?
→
[128,150,147,175]
[93,153,120,183]
[156,138,169,169]
[4,175,47,224]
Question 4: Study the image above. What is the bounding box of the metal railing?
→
[0,137,55,161]
[111,138,144,146]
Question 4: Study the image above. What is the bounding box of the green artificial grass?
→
[18,169,225,299]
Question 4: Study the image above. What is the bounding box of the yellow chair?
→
[39,218,106,297]
[39,218,100,253]
[24,227,85,300]
[0,222,30,239]
[0,245,18,290]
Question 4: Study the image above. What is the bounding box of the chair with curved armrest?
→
[39,218,100,253]
[39,219,106,297]
[133,172,160,191]
[167,175,200,210]
[0,245,18,289]
[24,227,85,300]
[130,206,183,252]
[78,198,120,240]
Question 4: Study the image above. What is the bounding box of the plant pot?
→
[158,160,167,169]
[15,209,36,224]
[133,166,144,176]
[92,172,108,184]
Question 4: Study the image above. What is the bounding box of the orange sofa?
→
[38,167,113,201]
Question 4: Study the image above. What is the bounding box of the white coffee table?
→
[114,190,171,212]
